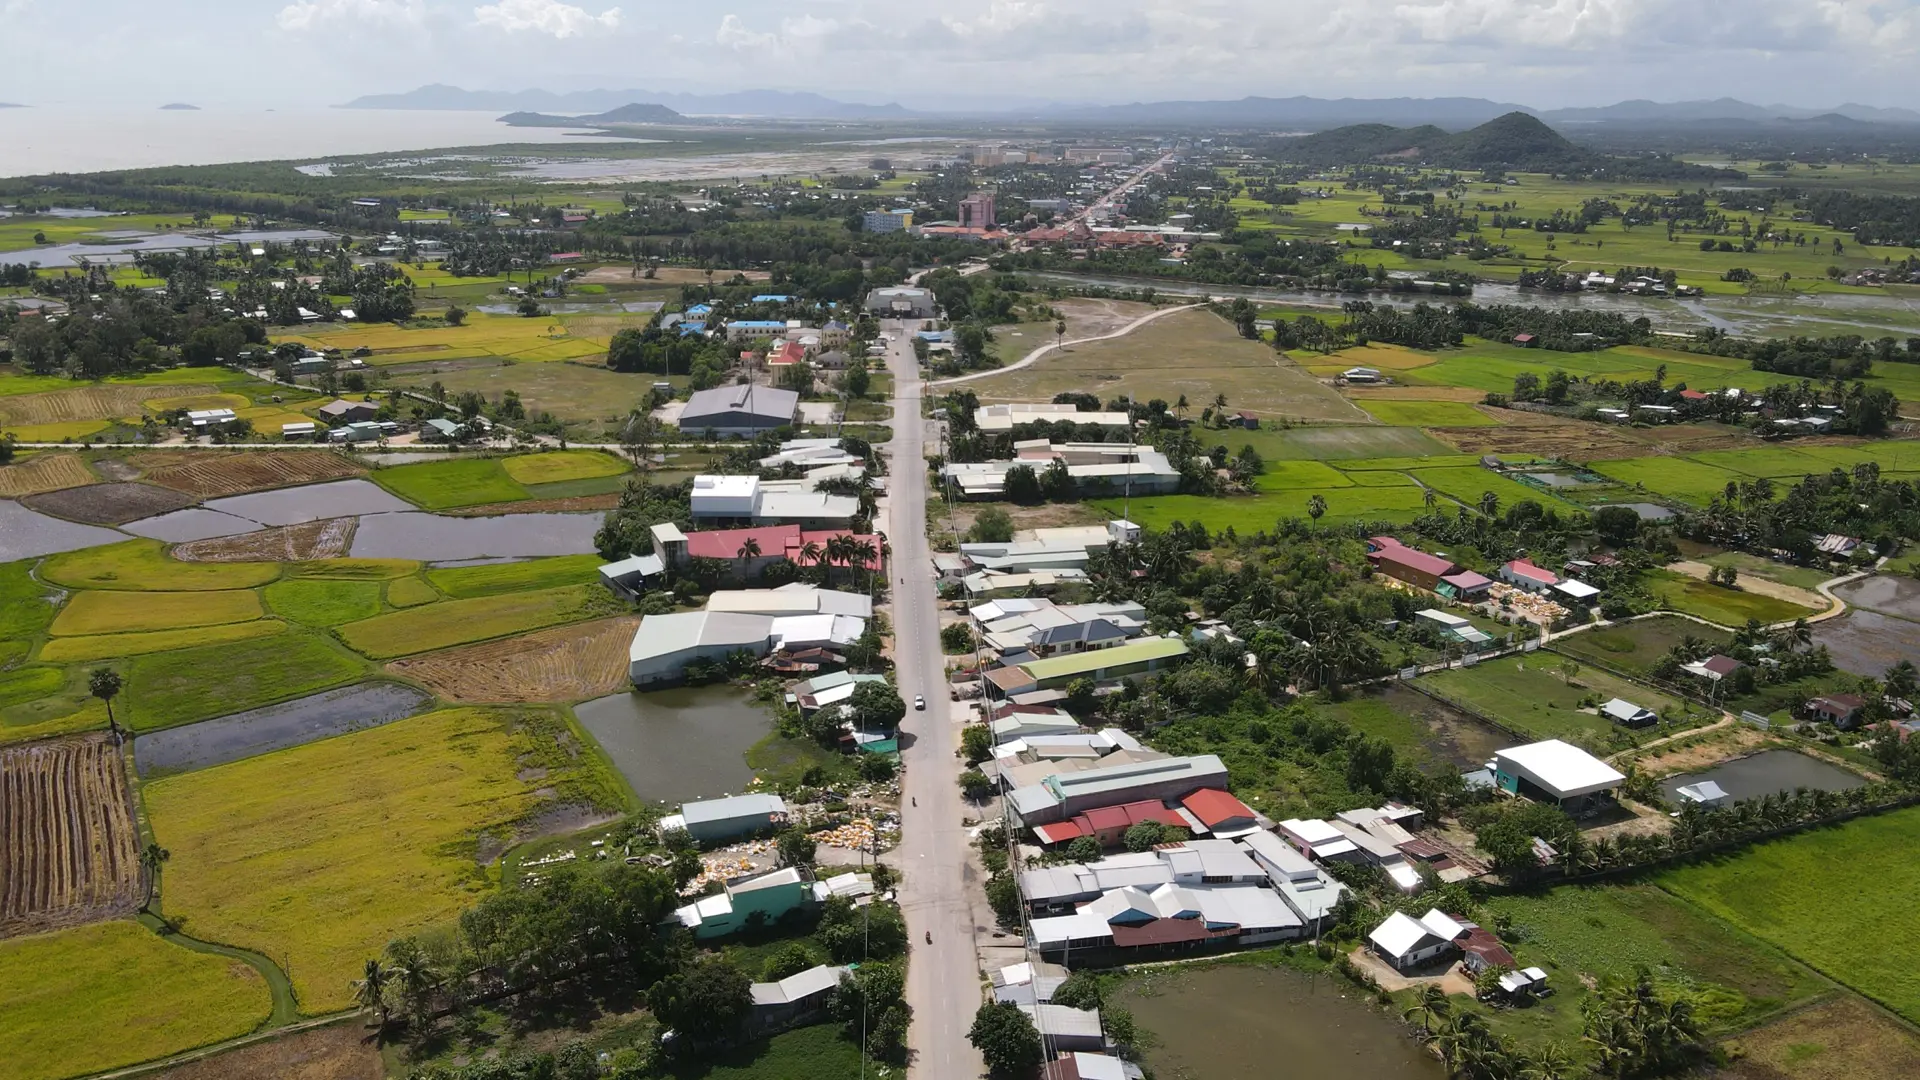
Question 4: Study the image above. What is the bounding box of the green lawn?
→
[262,578,385,627]
[1646,570,1821,627]
[1419,656,1705,743]
[1355,399,1498,427]
[1658,805,1920,1023]
[369,458,530,510]
[424,553,605,599]
[660,1024,863,1080]
[1096,483,1434,532]
[1550,615,1730,678]
[0,920,272,1080]
[122,631,367,731]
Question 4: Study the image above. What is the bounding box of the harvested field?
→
[388,616,642,703]
[0,383,217,427]
[442,493,622,516]
[0,735,141,937]
[0,454,94,498]
[1717,994,1920,1080]
[21,481,194,525]
[145,1021,382,1080]
[1434,409,1652,459]
[171,518,355,562]
[582,265,768,284]
[133,450,364,499]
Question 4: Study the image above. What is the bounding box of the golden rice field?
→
[0,384,220,427]
[48,590,264,637]
[280,314,613,366]
[0,454,95,498]
[142,708,586,1011]
[37,621,288,664]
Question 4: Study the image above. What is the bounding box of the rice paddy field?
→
[39,540,280,592]
[1354,399,1498,427]
[368,457,530,510]
[498,449,628,486]
[47,589,263,637]
[142,707,626,1013]
[120,631,367,732]
[424,553,603,598]
[1657,804,1920,1023]
[1646,569,1822,626]
[0,920,272,1080]
[278,313,613,367]
[336,584,617,658]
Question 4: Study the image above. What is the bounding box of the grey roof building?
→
[666,792,789,845]
[864,286,936,318]
[1008,754,1229,826]
[678,385,800,437]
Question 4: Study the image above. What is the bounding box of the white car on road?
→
[913,694,926,711]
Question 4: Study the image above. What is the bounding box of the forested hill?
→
[1268,112,1742,180]
[500,103,686,127]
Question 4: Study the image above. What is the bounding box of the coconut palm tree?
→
[798,540,826,584]
[139,842,169,912]
[1479,491,1500,517]
[88,668,123,742]
[353,957,391,1025]
[735,536,762,580]
[1424,486,1438,509]
[1306,494,1327,521]
[1402,984,1452,1037]
[852,537,880,592]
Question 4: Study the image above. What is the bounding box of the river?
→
[0,108,629,177]
[1116,963,1445,1080]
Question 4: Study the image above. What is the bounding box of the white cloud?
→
[276,0,424,32]
[473,0,621,38]
[715,13,778,49]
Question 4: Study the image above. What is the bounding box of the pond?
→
[348,510,601,560]
[1658,749,1866,805]
[207,478,411,526]
[573,685,774,807]
[1115,963,1445,1080]
[1813,608,1920,677]
[121,507,262,543]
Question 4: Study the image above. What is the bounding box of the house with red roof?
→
[1367,536,1457,591]
[678,524,883,581]
[1180,789,1259,837]
[768,340,807,367]
[1677,389,1711,402]
[1031,799,1192,849]
[1499,559,1560,594]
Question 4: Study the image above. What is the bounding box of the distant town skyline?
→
[2,0,1918,112]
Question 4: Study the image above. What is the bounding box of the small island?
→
[0,102,24,109]
[158,103,200,111]
[499,102,683,127]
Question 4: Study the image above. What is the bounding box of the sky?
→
[2,0,1918,112]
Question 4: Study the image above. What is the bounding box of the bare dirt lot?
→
[964,308,1369,423]
[23,481,197,525]
[172,518,356,562]
[0,735,142,937]
[386,616,642,703]
[1053,297,1157,338]
[1667,560,1831,611]
[0,383,217,426]
[444,494,623,516]
[146,1022,382,1080]
[0,453,96,497]
[1434,409,1652,459]
[133,450,365,499]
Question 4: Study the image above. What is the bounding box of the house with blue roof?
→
[678,321,708,337]
[751,294,793,303]
[685,303,713,317]
[728,320,790,342]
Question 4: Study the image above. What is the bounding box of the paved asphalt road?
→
[883,321,987,1080]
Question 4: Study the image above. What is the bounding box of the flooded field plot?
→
[121,507,262,543]
[206,478,410,525]
[1658,749,1866,805]
[574,687,772,806]
[1814,608,1920,676]
[0,500,126,562]
[349,511,601,560]
[22,481,195,525]
[133,682,434,776]
[1833,575,1920,622]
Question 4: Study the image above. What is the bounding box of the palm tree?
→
[735,536,762,580]
[1424,486,1438,509]
[1402,984,1452,1037]
[353,957,391,1025]
[1522,1041,1576,1080]
[89,667,123,741]
[798,540,825,584]
[384,938,441,1028]
[1054,318,1066,352]
[1306,494,1327,521]
[852,537,880,592]
[139,842,169,911]
[1479,490,1500,517]
[1174,394,1189,422]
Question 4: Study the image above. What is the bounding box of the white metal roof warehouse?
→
[1492,739,1625,808]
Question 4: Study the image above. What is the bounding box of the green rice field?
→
[336,584,615,658]
[370,458,530,510]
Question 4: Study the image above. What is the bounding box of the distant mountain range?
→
[1048,95,1920,129]
[342,84,910,120]
[1270,113,1737,181]
[159,103,200,111]
[500,102,687,127]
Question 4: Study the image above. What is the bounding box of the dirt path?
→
[1608,715,1736,765]
[930,304,1202,386]
[1668,560,1832,613]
